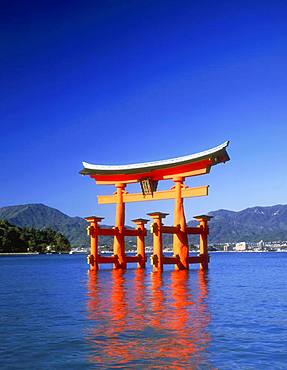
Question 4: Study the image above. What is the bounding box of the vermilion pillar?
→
[148,212,168,272]
[113,183,126,269]
[85,216,104,271]
[173,177,189,270]
[194,215,212,270]
[132,218,148,268]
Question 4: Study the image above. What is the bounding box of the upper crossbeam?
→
[98,185,208,204]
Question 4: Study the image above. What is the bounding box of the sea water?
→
[0,253,286,369]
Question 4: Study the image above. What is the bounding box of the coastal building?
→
[223,243,233,251]
[235,242,248,251]
[257,240,265,248]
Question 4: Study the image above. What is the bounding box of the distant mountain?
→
[0,204,135,247]
[1,203,287,246]
[0,204,89,247]
[188,204,287,243]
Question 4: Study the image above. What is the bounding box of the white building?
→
[235,242,248,251]
[223,243,232,251]
[257,240,265,248]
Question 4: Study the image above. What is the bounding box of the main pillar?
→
[132,218,148,268]
[194,215,212,270]
[148,212,168,272]
[173,177,189,270]
[113,183,127,269]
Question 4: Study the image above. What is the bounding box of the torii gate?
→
[80,141,230,271]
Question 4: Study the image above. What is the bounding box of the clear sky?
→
[1,0,287,225]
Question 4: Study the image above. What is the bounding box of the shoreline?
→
[0,252,40,255]
[1,250,287,256]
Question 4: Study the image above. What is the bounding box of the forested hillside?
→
[0,220,70,253]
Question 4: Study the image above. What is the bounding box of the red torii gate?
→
[80,141,230,271]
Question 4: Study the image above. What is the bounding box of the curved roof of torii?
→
[80,141,230,182]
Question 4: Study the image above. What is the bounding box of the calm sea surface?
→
[0,253,286,369]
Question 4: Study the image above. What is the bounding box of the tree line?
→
[0,220,70,253]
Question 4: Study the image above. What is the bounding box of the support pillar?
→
[194,215,212,270]
[173,177,189,270]
[148,212,168,272]
[132,218,148,268]
[85,216,104,271]
[113,183,126,269]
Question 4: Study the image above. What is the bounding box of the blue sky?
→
[1,0,287,225]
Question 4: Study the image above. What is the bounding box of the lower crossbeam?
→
[97,256,118,263]
[188,256,201,264]
[125,255,141,263]
[162,256,179,264]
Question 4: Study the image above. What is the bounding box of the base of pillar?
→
[199,254,209,270]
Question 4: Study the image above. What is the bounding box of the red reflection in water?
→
[86,269,212,368]
[148,271,211,367]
